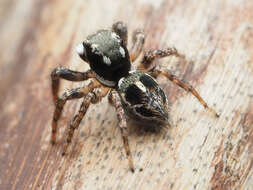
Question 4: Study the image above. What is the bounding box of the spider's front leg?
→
[62,86,110,155]
[112,21,128,47]
[137,47,185,71]
[112,21,145,62]
[129,29,145,62]
[51,66,94,102]
[150,68,219,117]
[51,79,101,145]
[109,90,135,173]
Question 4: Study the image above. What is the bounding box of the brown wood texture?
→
[0,0,252,189]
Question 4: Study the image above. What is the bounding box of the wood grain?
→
[0,0,252,189]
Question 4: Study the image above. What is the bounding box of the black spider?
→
[50,21,219,172]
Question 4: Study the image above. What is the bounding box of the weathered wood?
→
[0,0,252,189]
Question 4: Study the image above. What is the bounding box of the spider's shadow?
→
[126,117,172,138]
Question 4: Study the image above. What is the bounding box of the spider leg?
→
[150,69,219,117]
[51,79,101,144]
[62,86,110,155]
[112,21,128,47]
[130,29,145,62]
[112,22,145,62]
[137,47,185,71]
[51,66,94,102]
[108,90,135,173]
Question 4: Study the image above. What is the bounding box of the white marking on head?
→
[135,81,146,92]
[103,56,111,65]
[119,46,125,58]
[76,43,84,55]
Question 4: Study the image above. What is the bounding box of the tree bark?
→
[0,0,252,189]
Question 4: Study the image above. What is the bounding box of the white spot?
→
[76,43,84,55]
[135,81,146,92]
[119,46,125,57]
[103,56,111,65]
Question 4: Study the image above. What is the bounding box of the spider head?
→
[118,71,169,129]
[76,30,131,87]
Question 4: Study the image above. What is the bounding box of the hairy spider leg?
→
[137,47,185,71]
[62,86,110,155]
[136,46,219,117]
[112,21,128,47]
[151,69,219,117]
[51,66,94,102]
[112,21,145,62]
[51,79,101,144]
[130,29,145,62]
[109,90,135,173]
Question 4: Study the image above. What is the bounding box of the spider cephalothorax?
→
[50,21,219,173]
[77,29,131,87]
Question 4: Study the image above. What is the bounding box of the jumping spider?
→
[51,21,219,172]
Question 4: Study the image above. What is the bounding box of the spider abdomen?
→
[118,71,169,128]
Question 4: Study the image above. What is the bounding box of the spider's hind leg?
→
[109,90,135,173]
[150,69,219,117]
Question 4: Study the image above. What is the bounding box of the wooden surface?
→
[0,0,252,189]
